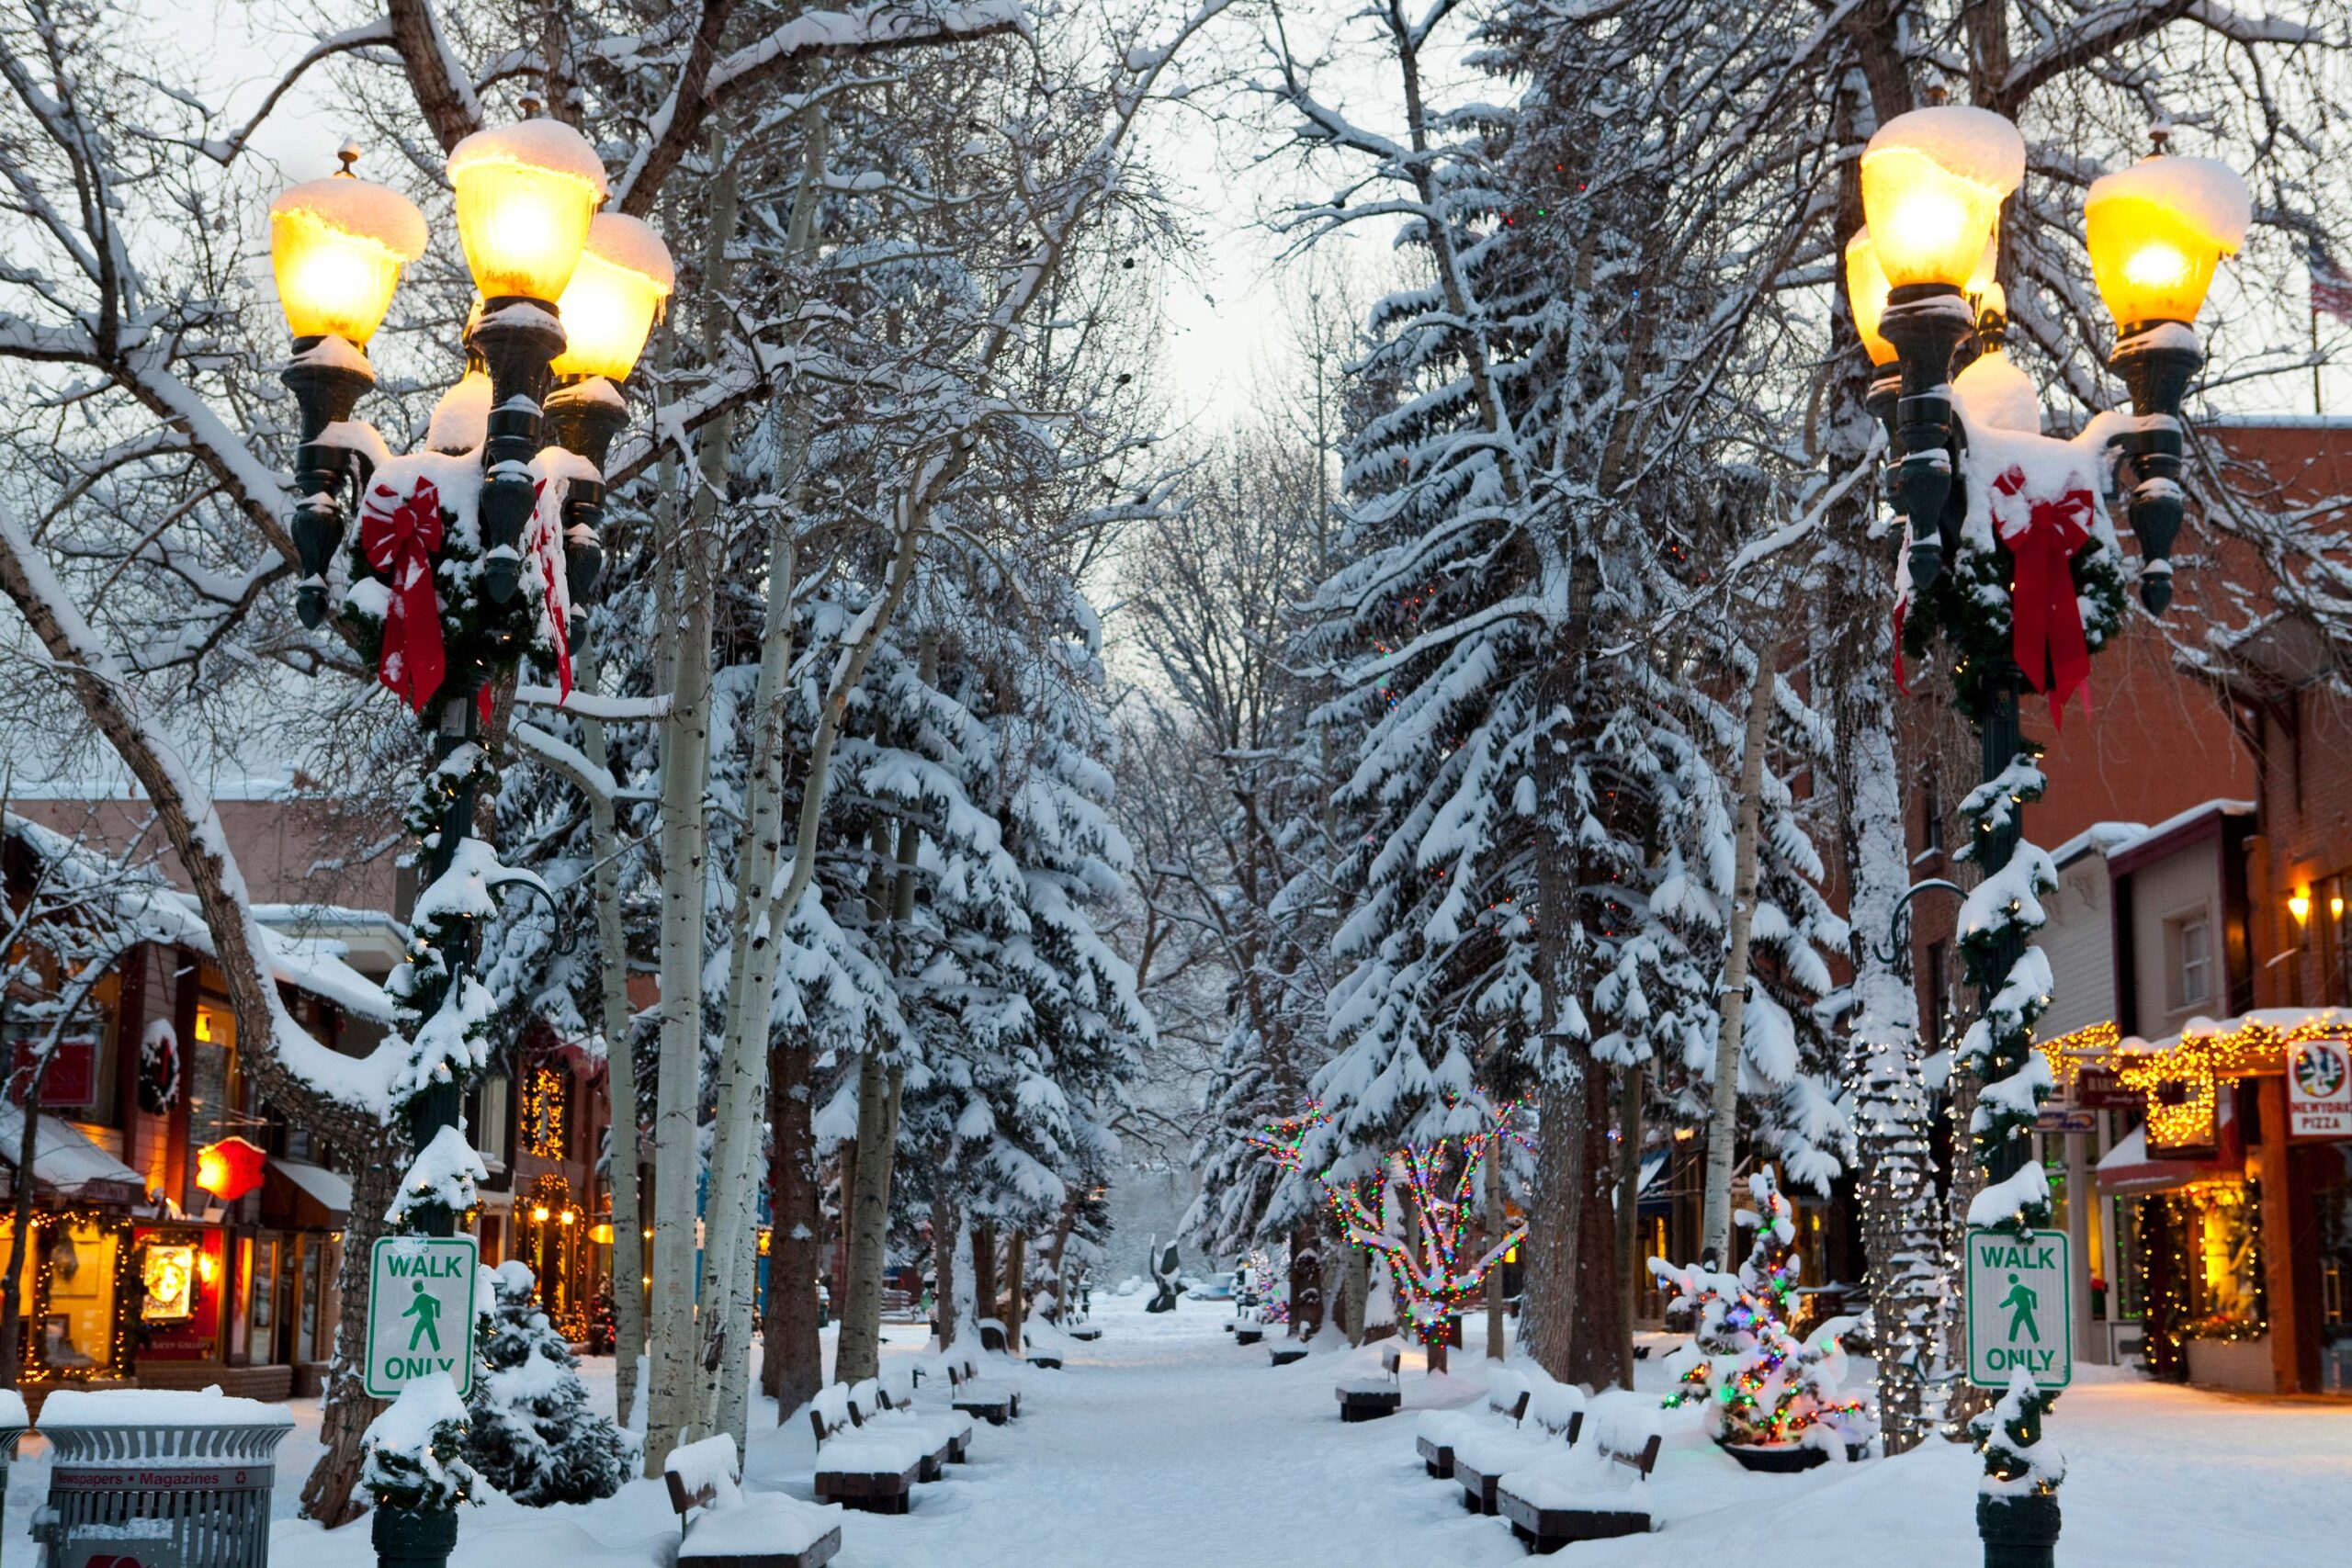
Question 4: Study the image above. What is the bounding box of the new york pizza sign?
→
[2288,1038,2352,1141]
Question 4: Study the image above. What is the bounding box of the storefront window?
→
[2182,1180,2266,1341]
[0,1215,129,1379]
[185,1002,235,1213]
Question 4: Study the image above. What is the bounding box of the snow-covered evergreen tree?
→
[466,1261,633,1506]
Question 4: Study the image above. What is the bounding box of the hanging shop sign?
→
[2287,1037,2352,1141]
[2033,1105,2097,1134]
[2074,1066,2137,1110]
[1964,1226,2072,1390]
[364,1235,478,1398]
[193,1136,267,1202]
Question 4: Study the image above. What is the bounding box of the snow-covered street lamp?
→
[266,110,658,1568]
[1851,104,2247,1568]
[269,148,428,630]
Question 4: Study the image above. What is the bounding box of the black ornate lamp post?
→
[267,108,664,1568]
[1848,107,2249,1568]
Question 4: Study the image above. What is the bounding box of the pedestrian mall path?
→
[11,1291,2345,1567]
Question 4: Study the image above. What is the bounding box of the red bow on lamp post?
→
[358,474,447,711]
[524,477,573,701]
[1991,464,2096,726]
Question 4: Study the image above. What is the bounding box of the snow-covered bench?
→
[878,1366,978,1463]
[666,1433,842,1568]
[1269,1338,1309,1367]
[848,1378,967,1476]
[946,1356,1021,1425]
[1452,1379,1584,1515]
[1414,1371,1531,1478]
[807,1383,929,1513]
[1494,1392,1661,1552]
[1333,1345,1402,1423]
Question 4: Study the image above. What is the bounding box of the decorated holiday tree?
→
[1651,1169,1871,1455]
[466,1260,634,1506]
[1323,1104,1526,1349]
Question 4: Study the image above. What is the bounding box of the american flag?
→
[2312,240,2352,324]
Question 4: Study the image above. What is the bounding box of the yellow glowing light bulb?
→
[1860,107,2025,292]
[269,165,428,344]
[2290,890,2312,926]
[446,118,609,302]
[1844,231,1898,367]
[550,213,675,381]
[2084,153,2250,332]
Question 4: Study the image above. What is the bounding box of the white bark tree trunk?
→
[694,106,831,1449]
[646,133,733,1467]
[1700,649,1777,1265]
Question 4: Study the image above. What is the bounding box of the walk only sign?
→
[1965,1226,2071,1390]
[365,1234,479,1398]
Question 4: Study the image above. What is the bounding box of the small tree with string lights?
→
[1324,1111,1525,1365]
[1651,1168,1872,1456]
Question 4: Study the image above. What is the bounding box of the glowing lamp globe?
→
[550,213,676,381]
[1860,106,2026,291]
[1843,231,1898,367]
[2085,154,2251,332]
[195,1135,268,1202]
[269,172,427,344]
[445,118,609,302]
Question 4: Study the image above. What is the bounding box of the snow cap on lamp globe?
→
[445,117,610,302]
[269,164,428,344]
[1860,105,2026,290]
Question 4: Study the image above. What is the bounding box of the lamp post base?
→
[373,1503,458,1568]
[1977,1492,2060,1568]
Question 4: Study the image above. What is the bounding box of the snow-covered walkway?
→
[2,1292,2343,1565]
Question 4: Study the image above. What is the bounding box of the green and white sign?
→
[364,1235,479,1398]
[1964,1226,2071,1390]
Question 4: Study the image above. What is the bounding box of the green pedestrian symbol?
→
[2000,1272,2039,1342]
[402,1280,444,1352]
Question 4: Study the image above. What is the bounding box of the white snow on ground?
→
[2,1292,2344,1565]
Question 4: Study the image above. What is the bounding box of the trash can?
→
[32,1387,293,1568]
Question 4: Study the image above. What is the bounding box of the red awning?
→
[2096,1125,2232,1195]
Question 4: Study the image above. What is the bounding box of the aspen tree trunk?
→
[931,1188,962,1349]
[1002,1232,1025,1355]
[646,129,732,1468]
[1614,1059,1645,1383]
[695,106,829,1447]
[577,648,647,1433]
[832,637,933,1382]
[1485,1138,1506,1361]
[1701,649,1777,1265]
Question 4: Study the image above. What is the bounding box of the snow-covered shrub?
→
[464,1260,633,1505]
[362,1377,480,1514]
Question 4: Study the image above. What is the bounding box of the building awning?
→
[2096,1125,2232,1196]
[263,1159,352,1228]
[1635,1151,1671,1213]
[0,1104,144,1203]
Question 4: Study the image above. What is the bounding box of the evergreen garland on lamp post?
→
[1851,107,2248,1568]
[266,103,650,1568]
